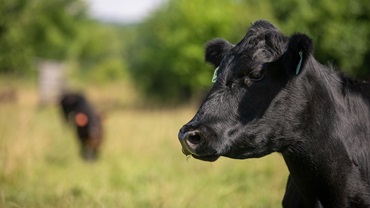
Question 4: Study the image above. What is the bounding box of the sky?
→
[86,0,167,23]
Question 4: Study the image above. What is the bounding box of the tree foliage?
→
[0,0,87,73]
[0,0,35,73]
[270,0,370,78]
[0,0,127,81]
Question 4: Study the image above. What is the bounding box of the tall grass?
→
[0,82,289,208]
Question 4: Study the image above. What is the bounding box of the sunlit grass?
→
[0,81,289,207]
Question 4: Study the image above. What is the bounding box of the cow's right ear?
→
[205,38,233,68]
[283,33,313,76]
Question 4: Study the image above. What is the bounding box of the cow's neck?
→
[280,58,370,206]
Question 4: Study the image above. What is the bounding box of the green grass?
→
[0,82,289,208]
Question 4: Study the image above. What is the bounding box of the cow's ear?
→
[283,33,313,76]
[205,38,233,68]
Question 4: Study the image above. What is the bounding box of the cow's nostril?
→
[187,134,201,145]
[178,129,202,154]
[185,130,201,150]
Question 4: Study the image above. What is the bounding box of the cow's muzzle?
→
[178,129,201,156]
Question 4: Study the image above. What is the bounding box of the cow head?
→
[178,20,313,161]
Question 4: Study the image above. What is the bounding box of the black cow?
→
[178,20,370,207]
[60,92,103,161]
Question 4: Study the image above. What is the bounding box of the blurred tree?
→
[127,0,275,103]
[0,0,128,82]
[0,0,88,74]
[0,0,35,74]
[72,24,129,82]
[28,0,88,60]
[270,0,370,78]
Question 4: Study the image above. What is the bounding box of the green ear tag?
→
[212,67,219,83]
[296,50,303,75]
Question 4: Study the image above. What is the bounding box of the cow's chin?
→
[191,154,220,162]
[223,148,273,160]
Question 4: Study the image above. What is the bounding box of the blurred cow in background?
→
[59,92,103,161]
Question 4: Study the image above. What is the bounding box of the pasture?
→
[0,81,288,207]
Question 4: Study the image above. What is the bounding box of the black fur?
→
[178,20,370,207]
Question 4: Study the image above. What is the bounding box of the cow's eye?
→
[226,80,237,90]
[248,70,265,81]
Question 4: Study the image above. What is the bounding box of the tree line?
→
[1,0,369,103]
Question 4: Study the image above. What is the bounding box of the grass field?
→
[0,81,289,208]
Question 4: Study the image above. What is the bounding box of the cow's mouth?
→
[181,147,220,162]
[192,154,220,162]
[179,131,220,162]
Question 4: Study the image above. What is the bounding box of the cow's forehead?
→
[223,36,267,68]
[217,52,254,78]
[215,23,288,78]
[230,29,287,64]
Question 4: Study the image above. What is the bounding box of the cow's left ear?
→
[283,33,313,76]
[205,38,233,68]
